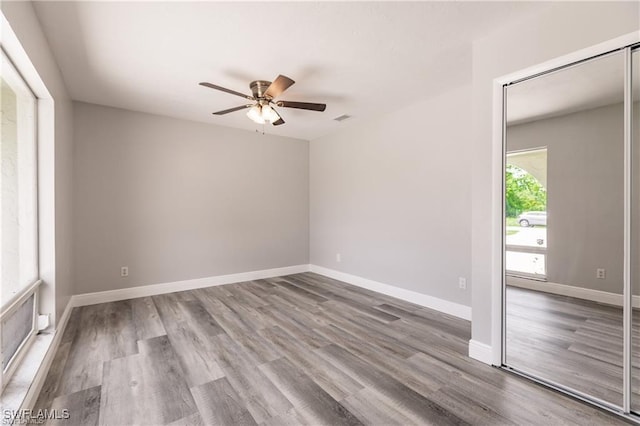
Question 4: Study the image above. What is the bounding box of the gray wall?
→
[73,102,309,294]
[2,2,75,326]
[310,85,472,307]
[471,1,639,347]
[507,103,624,293]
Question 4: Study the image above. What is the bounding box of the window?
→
[1,49,39,390]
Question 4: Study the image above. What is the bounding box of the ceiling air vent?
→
[334,114,351,122]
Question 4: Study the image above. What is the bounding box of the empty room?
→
[1,1,639,424]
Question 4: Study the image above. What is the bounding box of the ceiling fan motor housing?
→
[250,80,272,99]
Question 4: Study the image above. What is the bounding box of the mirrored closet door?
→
[503,46,636,414]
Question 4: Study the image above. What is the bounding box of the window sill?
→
[0,333,53,414]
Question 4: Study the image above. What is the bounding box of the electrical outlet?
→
[336,253,341,263]
[596,268,605,279]
[121,266,129,277]
[459,277,467,290]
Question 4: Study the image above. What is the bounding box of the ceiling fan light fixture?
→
[261,104,280,123]
[247,105,265,124]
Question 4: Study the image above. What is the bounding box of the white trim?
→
[507,276,640,309]
[19,298,73,411]
[309,265,471,321]
[468,340,494,365]
[495,32,640,87]
[1,280,42,320]
[491,31,640,367]
[1,289,39,392]
[70,264,473,321]
[2,9,57,330]
[622,45,633,413]
[0,14,52,100]
[492,79,506,367]
[70,265,310,307]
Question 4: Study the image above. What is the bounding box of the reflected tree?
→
[505,164,547,217]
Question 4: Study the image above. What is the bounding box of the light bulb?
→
[247,105,265,124]
[261,104,280,123]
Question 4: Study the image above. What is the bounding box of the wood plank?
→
[153,294,226,387]
[257,408,306,426]
[272,279,329,304]
[47,385,101,426]
[131,297,166,340]
[257,305,330,349]
[259,357,363,426]
[286,275,400,323]
[260,326,364,401]
[99,335,197,425]
[316,344,469,426]
[227,284,271,308]
[230,330,283,364]
[376,302,471,341]
[340,387,420,426]
[240,280,277,300]
[215,295,275,332]
[314,303,418,358]
[314,324,446,397]
[209,333,292,423]
[57,301,138,396]
[166,413,205,426]
[190,377,258,426]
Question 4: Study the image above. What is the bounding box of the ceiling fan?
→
[199,75,326,126]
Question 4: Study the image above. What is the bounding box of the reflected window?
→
[506,251,546,277]
[505,149,547,278]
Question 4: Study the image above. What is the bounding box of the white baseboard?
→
[507,276,640,308]
[70,263,472,320]
[468,339,494,365]
[70,264,310,307]
[309,264,472,321]
[19,298,74,411]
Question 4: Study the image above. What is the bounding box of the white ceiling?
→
[33,1,549,140]
[506,49,637,125]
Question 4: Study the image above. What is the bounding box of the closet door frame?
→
[491,32,640,419]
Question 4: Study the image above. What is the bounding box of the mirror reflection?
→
[504,51,625,407]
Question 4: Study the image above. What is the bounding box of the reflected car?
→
[518,211,547,227]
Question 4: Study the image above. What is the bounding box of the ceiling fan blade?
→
[264,75,295,99]
[270,108,285,126]
[212,104,252,115]
[200,82,254,100]
[276,101,326,112]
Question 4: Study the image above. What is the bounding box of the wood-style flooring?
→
[34,273,626,425]
[506,285,640,409]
